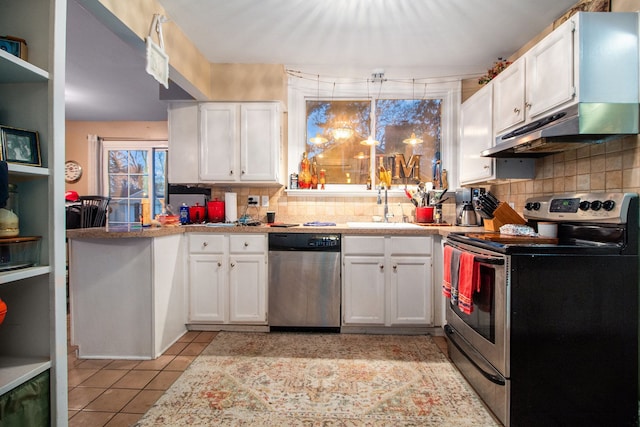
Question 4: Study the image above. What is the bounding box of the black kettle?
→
[459,202,478,226]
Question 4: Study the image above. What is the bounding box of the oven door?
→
[444,239,509,377]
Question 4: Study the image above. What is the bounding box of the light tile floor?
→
[67,330,217,427]
[67,327,449,427]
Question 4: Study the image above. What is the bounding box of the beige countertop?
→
[66,223,483,239]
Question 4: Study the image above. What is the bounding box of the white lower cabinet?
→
[188,233,267,324]
[342,236,433,326]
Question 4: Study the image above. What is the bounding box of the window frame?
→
[100,139,168,226]
[288,77,460,195]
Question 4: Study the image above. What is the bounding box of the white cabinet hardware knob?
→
[244,242,249,247]
[231,262,236,268]
[202,242,208,247]
[379,264,384,270]
[513,107,520,114]
[217,262,222,267]
[393,264,397,271]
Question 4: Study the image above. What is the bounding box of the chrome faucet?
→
[377,186,393,222]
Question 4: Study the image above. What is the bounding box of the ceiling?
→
[66,0,579,122]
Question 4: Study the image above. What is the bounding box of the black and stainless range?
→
[444,192,638,426]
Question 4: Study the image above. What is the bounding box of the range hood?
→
[482,103,639,158]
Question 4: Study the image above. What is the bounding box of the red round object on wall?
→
[0,298,7,325]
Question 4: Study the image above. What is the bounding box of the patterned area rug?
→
[136,332,500,426]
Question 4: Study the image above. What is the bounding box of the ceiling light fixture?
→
[333,124,353,140]
[330,82,353,140]
[403,78,423,145]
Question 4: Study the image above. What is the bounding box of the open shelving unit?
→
[0,0,67,425]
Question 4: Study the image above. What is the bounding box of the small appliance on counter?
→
[455,187,484,226]
[168,185,210,218]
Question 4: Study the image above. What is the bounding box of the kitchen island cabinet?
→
[342,236,433,327]
[68,233,186,359]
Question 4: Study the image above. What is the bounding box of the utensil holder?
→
[483,202,526,231]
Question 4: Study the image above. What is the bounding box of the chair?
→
[79,196,110,228]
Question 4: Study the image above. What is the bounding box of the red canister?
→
[207,199,225,223]
[189,203,206,224]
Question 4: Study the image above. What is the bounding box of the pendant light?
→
[309,74,328,144]
[360,77,380,146]
[403,78,423,145]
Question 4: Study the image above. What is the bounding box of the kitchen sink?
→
[346,222,423,229]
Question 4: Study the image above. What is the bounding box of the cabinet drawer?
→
[343,236,385,255]
[230,234,266,254]
[189,234,226,253]
[389,236,432,256]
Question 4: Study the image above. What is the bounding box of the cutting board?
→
[269,223,299,228]
[466,232,559,244]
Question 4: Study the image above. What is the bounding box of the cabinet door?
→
[493,57,526,134]
[168,102,199,183]
[388,256,432,325]
[459,86,494,185]
[526,22,574,118]
[343,256,386,325]
[240,103,280,182]
[189,254,226,322]
[228,254,267,323]
[200,103,238,181]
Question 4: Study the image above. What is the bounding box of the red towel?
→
[442,245,453,298]
[457,252,480,314]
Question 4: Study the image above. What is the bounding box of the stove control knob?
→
[525,202,541,211]
[602,200,616,211]
[590,200,603,211]
[579,200,591,211]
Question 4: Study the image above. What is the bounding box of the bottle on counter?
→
[179,203,190,225]
[299,152,312,189]
[311,158,318,189]
[141,198,151,227]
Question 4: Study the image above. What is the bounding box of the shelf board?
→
[0,356,50,395]
[7,163,50,178]
[0,266,50,285]
[0,50,49,83]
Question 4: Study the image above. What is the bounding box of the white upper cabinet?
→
[525,22,574,118]
[493,57,526,134]
[168,102,199,184]
[200,102,282,184]
[459,84,494,184]
[493,12,639,138]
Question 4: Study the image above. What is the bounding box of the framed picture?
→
[0,126,41,166]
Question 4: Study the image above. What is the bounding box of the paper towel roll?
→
[225,192,238,222]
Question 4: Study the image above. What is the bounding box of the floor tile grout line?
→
[67,329,217,423]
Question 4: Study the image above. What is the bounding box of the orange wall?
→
[65,121,168,196]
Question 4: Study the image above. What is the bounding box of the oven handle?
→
[444,324,506,386]
[444,242,505,265]
[474,256,504,265]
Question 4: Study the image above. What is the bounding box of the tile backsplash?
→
[207,134,640,225]
[491,134,640,213]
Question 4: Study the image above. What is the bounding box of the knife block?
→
[483,202,526,231]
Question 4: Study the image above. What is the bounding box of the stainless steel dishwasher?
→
[268,233,341,331]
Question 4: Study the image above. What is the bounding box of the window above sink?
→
[286,72,460,195]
